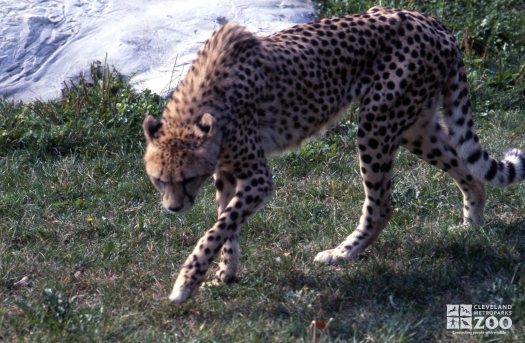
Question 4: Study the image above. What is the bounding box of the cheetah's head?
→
[143,113,221,213]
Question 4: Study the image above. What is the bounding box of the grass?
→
[1,1,525,341]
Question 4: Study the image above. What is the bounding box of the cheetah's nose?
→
[168,205,183,213]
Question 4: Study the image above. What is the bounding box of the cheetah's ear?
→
[197,113,215,136]
[143,115,163,142]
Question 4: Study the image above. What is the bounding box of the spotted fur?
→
[143,7,525,304]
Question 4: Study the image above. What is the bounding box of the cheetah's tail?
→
[443,61,525,188]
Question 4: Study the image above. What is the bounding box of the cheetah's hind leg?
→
[401,118,486,227]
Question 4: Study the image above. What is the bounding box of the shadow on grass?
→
[160,219,524,340]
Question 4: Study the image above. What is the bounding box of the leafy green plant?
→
[42,288,75,327]
[0,60,166,157]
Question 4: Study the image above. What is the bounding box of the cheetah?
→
[143,7,525,304]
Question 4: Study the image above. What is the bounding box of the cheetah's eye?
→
[152,177,167,192]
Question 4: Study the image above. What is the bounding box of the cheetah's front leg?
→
[169,164,273,304]
[315,120,399,264]
[214,171,240,283]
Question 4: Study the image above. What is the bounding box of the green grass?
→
[1,1,525,342]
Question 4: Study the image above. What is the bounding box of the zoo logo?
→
[446,304,513,331]
[446,304,473,329]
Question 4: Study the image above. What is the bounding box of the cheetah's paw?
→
[314,249,340,265]
[168,285,195,304]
